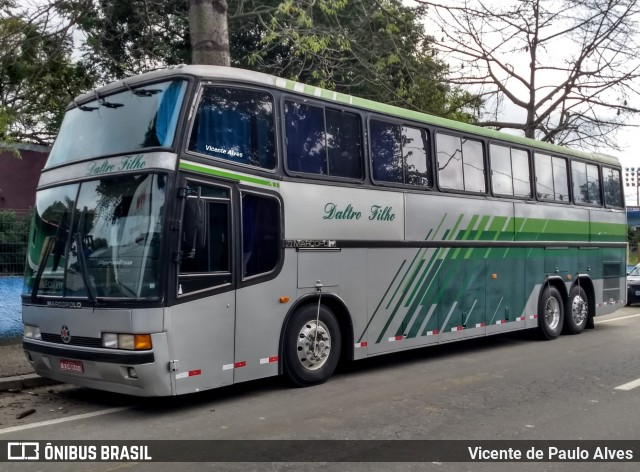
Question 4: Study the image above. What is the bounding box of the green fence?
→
[0,210,31,276]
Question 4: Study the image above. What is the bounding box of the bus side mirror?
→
[182,197,207,259]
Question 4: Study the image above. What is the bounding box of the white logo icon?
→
[7,442,40,460]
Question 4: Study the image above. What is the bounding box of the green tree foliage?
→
[69,0,480,120]
[0,1,92,145]
[66,0,190,82]
[232,0,481,120]
[2,0,479,145]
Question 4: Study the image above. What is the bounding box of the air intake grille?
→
[41,333,102,348]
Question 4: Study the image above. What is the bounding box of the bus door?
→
[170,179,236,395]
[233,189,286,384]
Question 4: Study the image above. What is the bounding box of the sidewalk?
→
[0,338,57,391]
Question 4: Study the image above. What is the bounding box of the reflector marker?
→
[354,342,368,348]
[495,320,507,325]
[175,369,202,379]
[475,322,486,328]
[260,356,279,364]
[451,326,464,332]
[517,316,526,321]
[388,335,404,342]
[223,361,247,371]
[530,315,538,320]
[425,330,439,336]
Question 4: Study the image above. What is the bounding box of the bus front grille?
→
[41,333,102,348]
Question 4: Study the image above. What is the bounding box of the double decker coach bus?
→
[22,65,627,396]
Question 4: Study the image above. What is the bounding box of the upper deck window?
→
[534,153,569,202]
[572,161,602,206]
[436,133,485,193]
[370,120,431,187]
[284,100,363,179]
[47,80,187,168]
[489,144,531,197]
[188,87,276,169]
[603,167,623,207]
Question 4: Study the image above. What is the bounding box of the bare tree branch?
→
[418,0,640,151]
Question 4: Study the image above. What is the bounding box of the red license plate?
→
[59,359,84,373]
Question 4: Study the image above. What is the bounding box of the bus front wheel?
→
[564,285,589,335]
[283,304,342,387]
[538,286,564,340]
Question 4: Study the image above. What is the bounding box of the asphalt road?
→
[1,307,639,471]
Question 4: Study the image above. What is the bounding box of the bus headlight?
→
[24,325,41,340]
[101,333,152,350]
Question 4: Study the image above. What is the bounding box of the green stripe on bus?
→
[179,162,280,188]
[357,260,407,344]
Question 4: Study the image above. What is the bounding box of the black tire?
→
[283,304,342,387]
[538,285,564,340]
[564,285,589,335]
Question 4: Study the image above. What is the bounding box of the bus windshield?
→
[46,80,186,168]
[23,173,167,300]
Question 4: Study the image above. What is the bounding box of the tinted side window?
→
[188,88,276,169]
[603,167,623,207]
[370,120,402,183]
[285,101,363,179]
[242,193,280,278]
[512,149,532,197]
[285,101,326,174]
[535,153,554,199]
[572,162,602,206]
[490,144,513,195]
[403,126,430,186]
[535,153,569,202]
[552,157,569,202]
[370,120,431,186]
[326,109,363,179]
[490,144,531,197]
[436,133,485,192]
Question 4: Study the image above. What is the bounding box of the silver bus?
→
[22,66,627,396]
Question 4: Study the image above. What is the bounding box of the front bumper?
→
[23,333,172,397]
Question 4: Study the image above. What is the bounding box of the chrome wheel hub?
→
[545,296,561,330]
[297,320,331,371]
[571,295,588,326]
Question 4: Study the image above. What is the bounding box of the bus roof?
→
[80,65,621,167]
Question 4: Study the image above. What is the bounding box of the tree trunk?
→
[188,0,230,66]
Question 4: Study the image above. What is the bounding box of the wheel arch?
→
[278,293,355,375]
[542,276,569,302]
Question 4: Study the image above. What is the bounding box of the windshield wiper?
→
[132,88,162,97]
[123,82,162,97]
[95,90,124,109]
[73,99,98,112]
[31,236,55,303]
[74,206,97,302]
[74,232,97,302]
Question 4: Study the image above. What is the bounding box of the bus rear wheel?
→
[538,286,564,340]
[564,285,589,334]
[283,304,342,387]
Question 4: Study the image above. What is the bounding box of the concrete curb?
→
[0,374,59,392]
